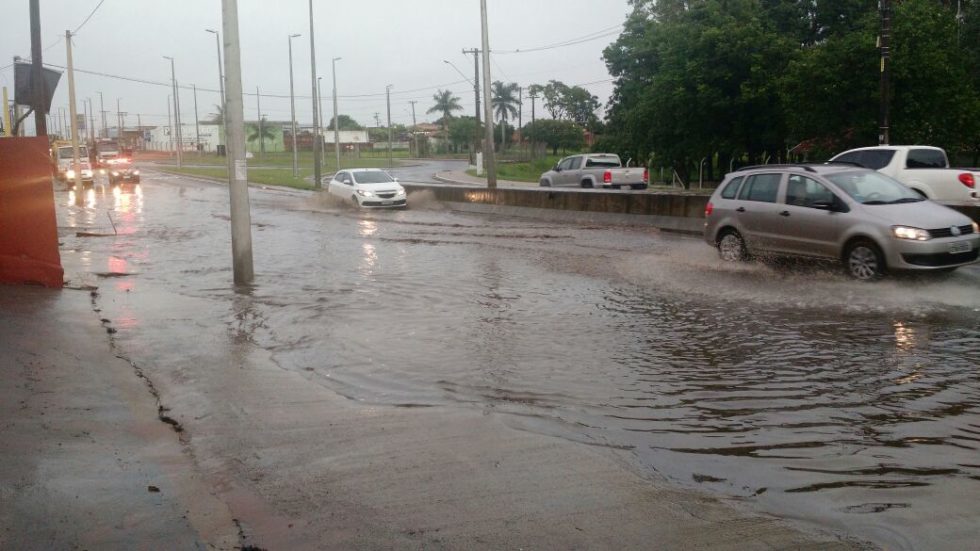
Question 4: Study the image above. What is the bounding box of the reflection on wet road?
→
[61,171,980,550]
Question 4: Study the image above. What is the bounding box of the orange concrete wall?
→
[0,137,63,288]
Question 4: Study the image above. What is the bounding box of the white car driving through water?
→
[327,168,407,208]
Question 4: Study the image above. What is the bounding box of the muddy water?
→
[63,174,980,550]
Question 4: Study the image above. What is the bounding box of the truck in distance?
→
[51,141,94,187]
[539,153,648,190]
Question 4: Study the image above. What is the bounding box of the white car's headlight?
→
[892,226,931,241]
[356,190,375,197]
[66,169,76,178]
[111,171,120,176]
[395,187,406,196]
[133,170,140,175]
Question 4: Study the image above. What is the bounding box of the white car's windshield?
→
[826,171,924,205]
[353,171,394,184]
[59,146,89,159]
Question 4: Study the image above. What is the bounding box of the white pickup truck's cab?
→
[539,153,648,190]
[830,146,978,203]
[54,144,94,184]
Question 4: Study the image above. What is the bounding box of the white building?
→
[147,123,223,152]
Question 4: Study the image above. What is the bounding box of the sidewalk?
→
[435,170,530,188]
[0,286,239,549]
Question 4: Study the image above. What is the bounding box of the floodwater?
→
[61,171,980,550]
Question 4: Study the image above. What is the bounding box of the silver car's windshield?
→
[353,171,394,184]
[825,171,924,205]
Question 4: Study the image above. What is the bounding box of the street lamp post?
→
[385,84,393,170]
[317,76,324,167]
[288,33,301,177]
[205,28,226,153]
[332,57,341,171]
[164,56,183,167]
[479,0,497,189]
[307,0,321,189]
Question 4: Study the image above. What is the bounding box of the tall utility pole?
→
[386,84,393,170]
[222,0,254,285]
[193,83,200,151]
[137,113,142,149]
[332,56,341,170]
[167,95,173,155]
[374,112,380,128]
[409,100,418,157]
[116,98,122,138]
[529,89,537,160]
[86,98,95,142]
[462,48,482,156]
[517,86,523,159]
[164,56,183,167]
[205,29,225,151]
[98,91,106,138]
[307,0,321,189]
[256,86,263,155]
[65,31,83,204]
[479,0,497,189]
[317,77,324,163]
[30,0,47,136]
[287,33,300,177]
[878,0,891,145]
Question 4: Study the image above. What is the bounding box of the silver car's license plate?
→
[949,241,971,254]
[382,200,393,205]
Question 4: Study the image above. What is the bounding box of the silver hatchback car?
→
[703,164,980,279]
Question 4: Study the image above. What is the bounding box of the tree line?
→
[600,0,980,183]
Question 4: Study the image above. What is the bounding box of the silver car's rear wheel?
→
[718,231,748,262]
[845,241,884,280]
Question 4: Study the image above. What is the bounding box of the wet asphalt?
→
[49,167,980,549]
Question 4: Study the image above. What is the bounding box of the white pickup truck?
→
[829,145,978,203]
[539,153,648,190]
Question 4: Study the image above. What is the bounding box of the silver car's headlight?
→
[395,187,406,196]
[356,190,375,197]
[892,226,931,241]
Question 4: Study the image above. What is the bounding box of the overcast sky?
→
[1,0,632,135]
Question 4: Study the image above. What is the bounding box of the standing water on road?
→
[65,174,980,550]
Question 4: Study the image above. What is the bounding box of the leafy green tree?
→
[523,119,584,156]
[327,114,363,130]
[448,116,481,152]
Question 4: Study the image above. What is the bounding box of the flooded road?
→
[62,172,980,549]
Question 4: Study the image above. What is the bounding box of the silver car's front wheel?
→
[718,231,748,262]
[845,241,884,280]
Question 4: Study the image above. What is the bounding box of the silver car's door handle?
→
[736,207,746,213]
[779,211,790,217]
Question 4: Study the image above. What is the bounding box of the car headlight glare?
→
[133,170,140,175]
[66,170,75,178]
[356,190,374,197]
[111,171,119,176]
[892,226,931,241]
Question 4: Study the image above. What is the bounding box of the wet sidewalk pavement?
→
[0,173,866,549]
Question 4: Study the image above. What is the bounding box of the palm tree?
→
[247,116,275,154]
[427,89,462,143]
[491,81,520,151]
[206,104,224,125]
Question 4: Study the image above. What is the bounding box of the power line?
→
[73,0,107,34]
[494,25,623,55]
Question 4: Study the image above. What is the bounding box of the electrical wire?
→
[493,24,623,55]
[73,0,107,34]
